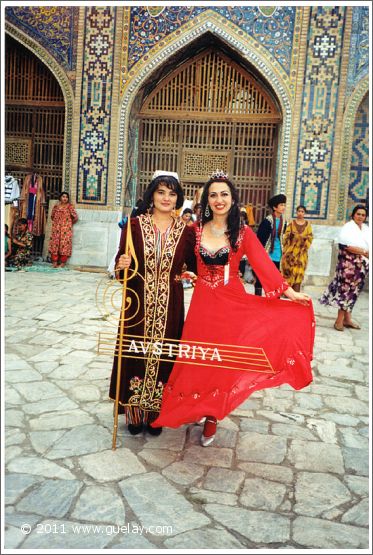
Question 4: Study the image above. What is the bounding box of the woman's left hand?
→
[284,287,311,305]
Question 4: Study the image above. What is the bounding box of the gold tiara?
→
[209,169,229,180]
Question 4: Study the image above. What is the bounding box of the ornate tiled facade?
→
[5,5,370,223]
[338,75,369,222]
[76,7,116,205]
[346,6,369,99]
[117,8,306,206]
[293,6,346,220]
[5,21,75,193]
[5,6,78,73]
[121,7,301,98]
[127,6,295,73]
[347,94,369,216]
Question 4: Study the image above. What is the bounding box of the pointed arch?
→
[141,49,281,120]
[5,22,74,191]
[116,12,292,206]
[337,76,369,221]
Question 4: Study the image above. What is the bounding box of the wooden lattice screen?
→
[138,49,281,224]
[5,36,65,253]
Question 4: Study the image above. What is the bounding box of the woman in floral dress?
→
[319,205,369,331]
[281,205,313,291]
[48,192,78,268]
[10,218,33,268]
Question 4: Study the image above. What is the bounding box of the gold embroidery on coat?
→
[128,214,185,410]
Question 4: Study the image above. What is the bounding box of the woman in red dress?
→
[153,173,315,446]
[48,192,78,268]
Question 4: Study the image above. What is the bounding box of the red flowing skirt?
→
[153,279,315,428]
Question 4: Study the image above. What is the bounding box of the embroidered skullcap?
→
[152,170,179,181]
[268,194,286,209]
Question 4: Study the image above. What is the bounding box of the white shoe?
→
[195,417,206,426]
[200,433,215,447]
[200,417,217,447]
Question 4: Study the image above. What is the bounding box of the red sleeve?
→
[69,205,78,222]
[242,226,289,298]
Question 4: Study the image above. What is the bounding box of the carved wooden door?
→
[138,49,281,224]
[5,37,65,213]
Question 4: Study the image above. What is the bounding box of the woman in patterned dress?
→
[48,192,78,268]
[281,205,313,291]
[319,205,369,331]
[153,173,315,447]
[9,218,33,268]
[109,172,196,436]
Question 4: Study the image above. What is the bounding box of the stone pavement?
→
[3,268,370,550]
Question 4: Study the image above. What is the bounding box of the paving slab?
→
[119,472,210,535]
[16,479,83,518]
[294,471,351,517]
[292,516,368,549]
[204,504,291,544]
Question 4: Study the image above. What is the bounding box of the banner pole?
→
[112,216,133,450]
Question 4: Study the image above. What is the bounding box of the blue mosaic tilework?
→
[76,7,116,205]
[346,7,369,98]
[128,7,295,74]
[293,6,346,220]
[347,94,369,215]
[118,12,295,206]
[5,6,78,71]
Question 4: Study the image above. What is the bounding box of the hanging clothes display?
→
[4,175,21,230]
[19,173,46,236]
[4,175,20,204]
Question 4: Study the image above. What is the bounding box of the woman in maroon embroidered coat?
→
[109,172,196,436]
[153,174,315,446]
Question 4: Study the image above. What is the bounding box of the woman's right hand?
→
[116,254,132,270]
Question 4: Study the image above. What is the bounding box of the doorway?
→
[137,48,282,224]
[5,35,65,255]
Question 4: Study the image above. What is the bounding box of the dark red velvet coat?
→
[109,214,196,422]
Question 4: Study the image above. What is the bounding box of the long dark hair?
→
[137,175,184,215]
[200,176,242,251]
[59,191,70,201]
[351,204,368,219]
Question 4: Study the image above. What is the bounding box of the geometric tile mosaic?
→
[347,94,369,218]
[76,7,116,205]
[128,6,295,74]
[117,9,299,207]
[346,6,369,99]
[293,6,346,220]
[5,6,78,72]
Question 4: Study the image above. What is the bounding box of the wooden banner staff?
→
[112,216,139,450]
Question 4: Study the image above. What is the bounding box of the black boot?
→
[128,423,143,435]
[146,423,163,436]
